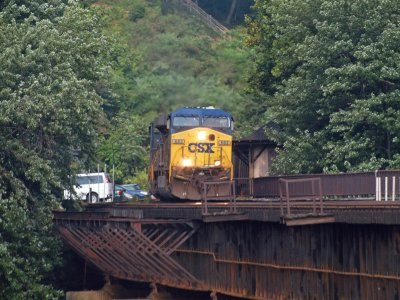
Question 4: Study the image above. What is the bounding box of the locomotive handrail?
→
[201,180,236,215]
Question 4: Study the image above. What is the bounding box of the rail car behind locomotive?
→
[149,107,234,200]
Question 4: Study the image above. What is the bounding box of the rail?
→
[178,0,229,34]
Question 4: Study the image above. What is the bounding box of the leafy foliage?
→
[0,0,67,22]
[97,114,149,183]
[129,5,146,22]
[246,0,400,173]
[125,168,150,190]
[0,1,114,297]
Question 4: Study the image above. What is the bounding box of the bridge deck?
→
[65,200,400,225]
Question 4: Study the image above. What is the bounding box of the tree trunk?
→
[225,0,237,24]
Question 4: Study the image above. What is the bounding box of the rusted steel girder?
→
[54,211,201,287]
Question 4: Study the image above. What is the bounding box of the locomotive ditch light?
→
[197,131,207,140]
[182,158,193,167]
[214,160,221,167]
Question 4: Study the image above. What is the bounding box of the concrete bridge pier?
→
[210,290,217,300]
[147,283,173,300]
[66,279,152,300]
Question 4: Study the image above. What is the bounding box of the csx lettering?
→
[188,143,215,153]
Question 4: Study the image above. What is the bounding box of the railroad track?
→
[88,199,400,210]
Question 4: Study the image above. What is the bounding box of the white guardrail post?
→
[393,176,396,201]
[375,176,381,201]
[375,173,398,202]
[385,176,388,201]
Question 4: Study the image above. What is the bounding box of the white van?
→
[64,173,113,203]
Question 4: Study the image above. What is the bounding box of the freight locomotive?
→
[149,107,234,200]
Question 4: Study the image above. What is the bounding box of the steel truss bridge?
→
[54,170,400,299]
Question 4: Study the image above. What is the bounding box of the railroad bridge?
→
[54,170,400,299]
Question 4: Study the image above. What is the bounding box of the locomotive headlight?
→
[172,138,185,144]
[214,160,221,167]
[218,140,231,146]
[182,158,193,167]
[197,131,207,140]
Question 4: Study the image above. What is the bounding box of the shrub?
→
[129,6,146,22]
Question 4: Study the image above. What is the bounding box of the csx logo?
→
[188,143,215,153]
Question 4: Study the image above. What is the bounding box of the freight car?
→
[149,107,234,200]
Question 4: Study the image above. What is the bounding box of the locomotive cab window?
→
[202,116,230,128]
[173,116,200,127]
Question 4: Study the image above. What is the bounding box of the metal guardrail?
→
[278,178,323,217]
[178,0,229,34]
[234,178,252,197]
[252,170,400,201]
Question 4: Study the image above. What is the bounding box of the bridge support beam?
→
[54,212,202,289]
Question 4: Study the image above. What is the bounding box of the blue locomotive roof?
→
[170,107,232,119]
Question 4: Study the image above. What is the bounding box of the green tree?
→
[0,2,113,297]
[246,0,400,174]
[0,0,67,22]
[97,113,149,182]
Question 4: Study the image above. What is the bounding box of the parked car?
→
[121,184,148,200]
[64,173,113,203]
[114,184,135,202]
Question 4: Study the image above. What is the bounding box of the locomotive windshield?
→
[170,108,233,133]
[202,116,230,128]
[173,116,200,127]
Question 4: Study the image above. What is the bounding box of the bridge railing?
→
[278,177,324,217]
[251,170,400,201]
[234,178,253,198]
